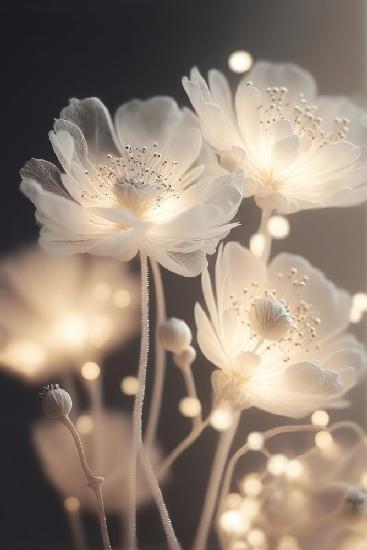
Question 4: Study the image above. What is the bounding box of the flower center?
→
[82,143,180,217]
[229,266,321,361]
[249,83,350,146]
[249,295,293,340]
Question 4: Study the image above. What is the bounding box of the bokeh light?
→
[228,50,254,73]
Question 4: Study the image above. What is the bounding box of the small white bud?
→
[158,317,192,353]
[174,345,196,369]
[39,384,72,419]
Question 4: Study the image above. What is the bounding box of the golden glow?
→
[58,314,87,348]
[92,282,111,301]
[360,472,367,490]
[178,397,202,418]
[76,414,94,434]
[219,510,249,534]
[311,409,330,427]
[267,215,290,239]
[350,305,363,323]
[120,376,139,396]
[249,233,266,258]
[81,361,101,381]
[64,496,80,513]
[210,408,234,431]
[353,292,367,312]
[247,528,266,546]
[224,492,243,509]
[228,50,254,74]
[267,454,289,476]
[113,289,131,308]
[247,431,265,451]
[287,460,304,479]
[242,475,262,497]
[277,536,301,550]
[3,340,46,375]
[315,430,333,449]
[240,497,260,521]
[89,316,113,347]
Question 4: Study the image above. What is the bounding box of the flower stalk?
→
[193,412,240,550]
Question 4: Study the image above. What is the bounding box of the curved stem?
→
[60,416,111,550]
[219,420,365,511]
[144,259,166,448]
[127,253,180,550]
[193,413,240,550]
[159,417,210,477]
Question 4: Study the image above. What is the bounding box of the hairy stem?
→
[144,259,166,448]
[128,253,180,550]
[193,413,240,550]
[60,415,111,550]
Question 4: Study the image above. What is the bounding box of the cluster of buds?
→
[158,317,196,369]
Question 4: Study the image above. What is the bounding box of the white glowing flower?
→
[183,62,367,213]
[195,242,366,417]
[32,410,166,512]
[0,245,138,381]
[20,97,243,276]
[258,425,367,550]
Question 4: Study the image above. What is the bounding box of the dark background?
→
[1,1,366,548]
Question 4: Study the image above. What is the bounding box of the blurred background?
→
[1,0,366,548]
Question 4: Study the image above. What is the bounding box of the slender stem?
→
[60,416,112,550]
[219,420,365,511]
[85,375,104,473]
[144,259,167,448]
[193,413,240,550]
[127,253,150,549]
[159,417,210,477]
[182,365,202,429]
[258,207,272,263]
[128,253,180,550]
[66,508,89,550]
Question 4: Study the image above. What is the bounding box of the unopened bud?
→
[158,317,192,353]
[174,345,197,369]
[39,384,72,419]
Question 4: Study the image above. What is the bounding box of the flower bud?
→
[158,317,192,353]
[174,345,197,369]
[39,384,72,419]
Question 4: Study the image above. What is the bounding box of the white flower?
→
[20,97,243,276]
[195,241,366,417]
[0,245,138,381]
[32,410,166,512]
[183,62,367,213]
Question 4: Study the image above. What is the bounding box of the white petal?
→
[246,61,317,102]
[20,158,69,199]
[60,97,119,162]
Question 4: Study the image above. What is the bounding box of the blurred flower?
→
[20,96,243,277]
[260,425,367,550]
[183,62,367,214]
[32,410,166,512]
[195,242,366,417]
[0,245,138,381]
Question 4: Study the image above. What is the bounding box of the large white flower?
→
[20,97,242,276]
[183,62,367,213]
[195,242,366,417]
